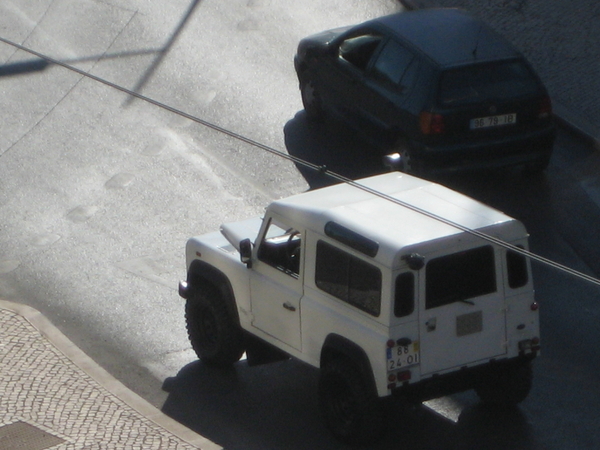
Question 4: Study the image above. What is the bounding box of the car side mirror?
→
[240,238,253,268]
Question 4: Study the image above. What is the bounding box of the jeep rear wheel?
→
[475,360,533,406]
[318,357,385,444]
[185,285,245,367]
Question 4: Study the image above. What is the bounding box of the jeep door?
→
[250,217,303,351]
[418,245,507,376]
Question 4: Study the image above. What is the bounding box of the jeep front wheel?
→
[318,357,385,444]
[185,285,245,368]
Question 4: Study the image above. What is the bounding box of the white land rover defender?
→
[179,172,540,443]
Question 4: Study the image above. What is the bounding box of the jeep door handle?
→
[283,302,296,312]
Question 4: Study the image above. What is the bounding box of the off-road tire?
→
[318,357,386,444]
[475,360,533,406]
[185,285,245,368]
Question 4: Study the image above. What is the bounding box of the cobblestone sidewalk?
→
[0,301,220,450]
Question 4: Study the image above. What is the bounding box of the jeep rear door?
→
[418,245,507,376]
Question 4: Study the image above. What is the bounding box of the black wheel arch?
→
[320,334,379,397]
[187,259,241,325]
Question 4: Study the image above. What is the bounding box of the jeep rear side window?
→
[507,246,528,288]
[315,240,382,316]
[394,272,414,317]
[426,246,496,309]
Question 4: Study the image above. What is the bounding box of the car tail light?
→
[420,111,445,135]
[538,95,552,119]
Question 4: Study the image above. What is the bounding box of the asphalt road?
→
[1,1,600,449]
[0,0,401,413]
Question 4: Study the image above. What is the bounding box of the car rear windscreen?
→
[438,60,539,107]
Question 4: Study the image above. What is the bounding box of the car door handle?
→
[283,302,296,312]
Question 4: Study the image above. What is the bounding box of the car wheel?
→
[301,77,324,122]
[475,360,533,406]
[185,285,245,367]
[319,357,386,444]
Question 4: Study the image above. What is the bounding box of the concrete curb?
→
[0,299,221,450]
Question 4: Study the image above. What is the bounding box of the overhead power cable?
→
[2,35,599,287]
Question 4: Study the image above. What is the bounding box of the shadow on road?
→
[161,358,535,450]
[283,111,388,190]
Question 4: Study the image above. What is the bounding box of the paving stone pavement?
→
[0,301,220,450]
[400,0,600,145]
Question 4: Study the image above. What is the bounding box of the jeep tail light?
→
[530,301,539,311]
[538,95,552,119]
[420,111,445,135]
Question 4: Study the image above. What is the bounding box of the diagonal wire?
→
[1,35,599,287]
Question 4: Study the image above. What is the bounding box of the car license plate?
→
[386,342,420,370]
[470,113,516,129]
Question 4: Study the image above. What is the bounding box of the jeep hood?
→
[220,217,263,252]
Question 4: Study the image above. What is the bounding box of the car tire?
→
[301,77,324,122]
[475,360,533,406]
[185,285,245,368]
[318,357,386,444]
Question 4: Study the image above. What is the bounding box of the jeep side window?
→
[257,219,302,277]
[315,240,381,316]
[426,245,496,309]
[394,272,414,317]
[507,246,528,288]
[338,33,383,71]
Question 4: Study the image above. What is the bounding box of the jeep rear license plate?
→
[470,113,516,129]
[387,342,420,370]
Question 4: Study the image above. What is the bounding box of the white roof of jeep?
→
[268,172,526,267]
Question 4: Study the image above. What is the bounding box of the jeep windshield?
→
[437,60,540,106]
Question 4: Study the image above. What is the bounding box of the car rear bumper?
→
[412,124,556,175]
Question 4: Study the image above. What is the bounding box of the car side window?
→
[338,34,383,71]
[257,219,302,277]
[370,39,417,92]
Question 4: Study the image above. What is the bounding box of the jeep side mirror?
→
[240,238,253,268]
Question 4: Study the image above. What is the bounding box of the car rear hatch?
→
[421,59,551,144]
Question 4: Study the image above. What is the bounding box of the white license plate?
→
[386,342,420,370]
[470,113,516,129]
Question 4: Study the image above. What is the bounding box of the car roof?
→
[369,8,521,67]
[269,172,526,268]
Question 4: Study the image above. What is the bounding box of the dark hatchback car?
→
[294,8,556,175]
